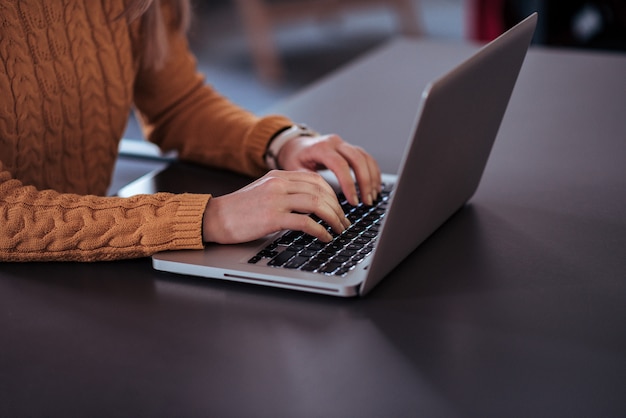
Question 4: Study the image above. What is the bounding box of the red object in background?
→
[468,0,505,41]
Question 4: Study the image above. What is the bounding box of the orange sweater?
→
[0,0,293,261]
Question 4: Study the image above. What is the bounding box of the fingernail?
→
[366,193,374,206]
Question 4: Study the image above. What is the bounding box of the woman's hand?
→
[276,134,382,206]
[202,170,351,244]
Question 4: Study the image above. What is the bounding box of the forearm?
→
[0,171,209,262]
[132,27,292,178]
[140,82,292,177]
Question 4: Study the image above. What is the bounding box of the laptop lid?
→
[360,13,537,295]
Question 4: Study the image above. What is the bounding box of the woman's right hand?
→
[202,170,351,244]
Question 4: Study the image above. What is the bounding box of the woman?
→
[0,0,381,262]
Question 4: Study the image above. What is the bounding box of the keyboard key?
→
[299,235,316,245]
[284,256,309,269]
[335,236,352,246]
[315,252,333,262]
[258,249,278,258]
[320,262,342,274]
[344,231,358,239]
[268,250,297,267]
[299,249,317,258]
[277,231,303,245]
[332,255,350,263]
[287,243,305,252]
[308,241,325,251]
[353,253,366,262]
[350,225,366,233]
[339,249,358,257]
[326,242,344,252]
[344,260,358,269]
[301,260,324,271]
[335,267,351,276]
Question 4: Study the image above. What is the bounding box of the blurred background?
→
[123,0,626,141]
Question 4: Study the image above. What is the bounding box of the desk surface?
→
[2,39,626,417]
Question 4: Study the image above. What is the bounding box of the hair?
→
[121,0,191,70]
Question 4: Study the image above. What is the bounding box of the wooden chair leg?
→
[233,0,283,83]
[392,0,424,36]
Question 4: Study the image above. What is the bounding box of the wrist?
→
[264,124,318,170]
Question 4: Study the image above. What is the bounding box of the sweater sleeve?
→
[0,164,210,262]
[132,16,293,178]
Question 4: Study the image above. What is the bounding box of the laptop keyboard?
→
[248,185,391,276]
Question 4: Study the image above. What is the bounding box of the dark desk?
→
[2,39,625,417]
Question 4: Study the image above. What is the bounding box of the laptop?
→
[122,14,537,297]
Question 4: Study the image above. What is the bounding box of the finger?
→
[281,213,333,242]
[314,149,360,206]
[285,191,350,235]
[336,144,379,206]
[361,149,382,200]
[354,149,381,203]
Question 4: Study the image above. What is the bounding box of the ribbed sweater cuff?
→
[170,193,211,250]
[248,115,293,174]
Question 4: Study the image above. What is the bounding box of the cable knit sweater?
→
[0,0,293,261]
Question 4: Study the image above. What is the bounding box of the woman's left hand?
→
[276,134,382,207]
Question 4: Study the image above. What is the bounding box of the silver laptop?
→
[123,14,537,297]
